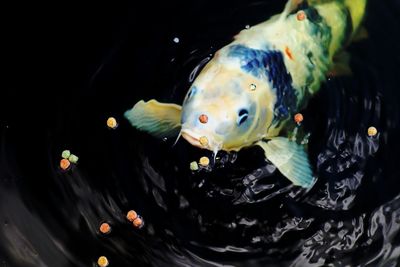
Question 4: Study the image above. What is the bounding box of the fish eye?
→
[238,109,249,125]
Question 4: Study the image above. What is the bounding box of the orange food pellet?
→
[60,159,71,170]
[99,222,111,234]
[297,11,306,21]
[126,210,138,222]
[133,217,144,228]
[199,114,208,124]
[294,113,304,124]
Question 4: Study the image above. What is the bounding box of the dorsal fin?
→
[280,0,308,20]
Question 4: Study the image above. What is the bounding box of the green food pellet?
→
[190,161,199,171]
[61,150,71,159]
[68,154,79,164]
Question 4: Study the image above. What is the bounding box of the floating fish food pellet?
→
[133,216,144,228]
[99,222,111,234]
[60,159,71,170]
[107,117,118,129]
[97,256,109,267]
[61,150,71,159]
[199,136,208,146]
[126,210,138,222]
[68,154,79,164]
[199,114,208,124]
[199,156,210,167]
[190,161,199,171]
[294,113,304,124]
[368,126,378,137]
[297,10,306,21]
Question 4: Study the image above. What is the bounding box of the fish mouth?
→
[181,128,224,153]
[181,129,203,148]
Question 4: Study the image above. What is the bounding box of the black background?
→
[2,0,400,266]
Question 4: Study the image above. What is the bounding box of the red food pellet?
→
[199,114,208,124]
[60,159,71,170]
[294,113,304,124]
[297,11,306,21]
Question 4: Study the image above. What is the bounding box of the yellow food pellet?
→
[199,156,210,167]
[99,222,111,234]
[126,210,138,222]
[368,126,378,137]
[60,159,71,170]
[133,216,144,228]
[97,256,109,267]
[107,117,118,129]
[199,136,208,146]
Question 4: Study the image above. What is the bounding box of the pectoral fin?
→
[124,99,182,139]
[257,137,315,188]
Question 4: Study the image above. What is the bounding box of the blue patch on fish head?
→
[227,44,298,124]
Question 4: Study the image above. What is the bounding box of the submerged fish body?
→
[125,0,367,188]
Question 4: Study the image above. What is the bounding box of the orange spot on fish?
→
[285,46,294,60]
[199,114,208,124]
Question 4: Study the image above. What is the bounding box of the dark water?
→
[2,0,400,266]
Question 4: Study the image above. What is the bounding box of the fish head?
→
[180,62,275,153]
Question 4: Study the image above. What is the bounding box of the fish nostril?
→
[199,114,208,124]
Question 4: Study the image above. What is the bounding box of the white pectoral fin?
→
[124,99,182,139]
[257,137,315,188]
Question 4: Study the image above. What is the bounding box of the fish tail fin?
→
[329,0,367,76]
[306,0,367,75]
[344,0,367,37]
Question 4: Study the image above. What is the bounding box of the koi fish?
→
[125,0,367,187]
